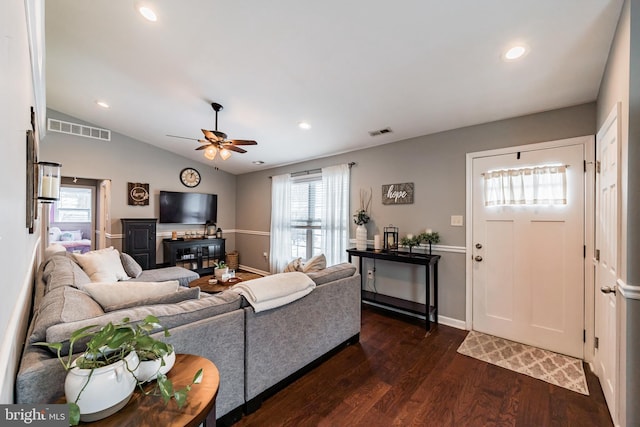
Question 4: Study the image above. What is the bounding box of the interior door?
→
[595,106,619,418]
[472,143,585,358]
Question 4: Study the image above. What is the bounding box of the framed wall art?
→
[382,182,414,205]
[128,182,150,206]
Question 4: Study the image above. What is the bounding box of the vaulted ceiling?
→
[45,1,623,174]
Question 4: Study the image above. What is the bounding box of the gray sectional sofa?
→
[15,252,361,422]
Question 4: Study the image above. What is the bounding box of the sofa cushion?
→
[131,267,199,288]
[82,280,179,310]
[120,252,143,278]
[45,290,243,355]
[73,247,129,282]
[42,253,91,292]
[29,286,104,343]
[302,253,326,273]
[103,286,200,312]
[305,262,356,286]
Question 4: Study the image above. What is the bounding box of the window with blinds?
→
[290,175,323,260]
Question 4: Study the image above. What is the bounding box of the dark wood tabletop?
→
[78,354,220,427]
[189,275,242,293]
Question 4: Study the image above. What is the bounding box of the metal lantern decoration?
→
[37,161,62,202]
[383,225,399,251]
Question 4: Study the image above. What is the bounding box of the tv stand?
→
[163,238,225,275]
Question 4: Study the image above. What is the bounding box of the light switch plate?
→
[451,215,464,226]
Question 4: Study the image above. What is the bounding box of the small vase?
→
[356,224,367,250]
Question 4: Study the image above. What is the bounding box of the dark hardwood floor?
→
[233,305,613,427]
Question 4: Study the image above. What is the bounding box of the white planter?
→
[65,351,139,422]
[215,267,229,281]
[136,350,176,383]
[356,224,368,250]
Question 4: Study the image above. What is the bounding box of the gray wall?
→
[40,110,238,264]
[236,103,596,321]
[0,0,42,403]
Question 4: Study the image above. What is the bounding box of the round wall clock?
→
[180,167,201,188]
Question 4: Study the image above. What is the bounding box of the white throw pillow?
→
[82,280,179,309]
[302,253,326,273]
[73,247,129,282]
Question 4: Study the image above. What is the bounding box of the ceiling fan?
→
[167,102,257,161]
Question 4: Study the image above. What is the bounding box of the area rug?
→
[457,330,589,395]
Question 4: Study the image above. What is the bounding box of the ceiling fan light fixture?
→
[204,145,217,160]
[219,148,232,160]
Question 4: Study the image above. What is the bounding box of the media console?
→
[163,238,225,275]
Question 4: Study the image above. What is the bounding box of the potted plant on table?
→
[213,260,229,281]
[418,230,441,254]
[353,188,372,250]
[35,315,202,425]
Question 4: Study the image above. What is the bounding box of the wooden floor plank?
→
[231,306,613,427]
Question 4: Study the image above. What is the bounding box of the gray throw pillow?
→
[120,252,143,278]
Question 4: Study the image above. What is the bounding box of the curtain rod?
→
[269,162,355,179]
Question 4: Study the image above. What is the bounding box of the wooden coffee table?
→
[72,354,220,426]
[189,275,242,293]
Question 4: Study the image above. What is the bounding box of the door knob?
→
[475,243,483,249]
[474,256,483,262]
[600,286,616,295]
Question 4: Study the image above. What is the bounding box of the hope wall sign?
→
[382,182,414,205]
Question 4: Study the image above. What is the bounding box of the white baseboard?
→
[239,264,270,276]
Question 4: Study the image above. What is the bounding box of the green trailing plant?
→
[35,315,202,425]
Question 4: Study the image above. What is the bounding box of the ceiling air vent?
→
[47,118,111,141]
[368,127,392,137]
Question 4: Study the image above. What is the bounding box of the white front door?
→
[595,105,619,419]
[472,142,585,358]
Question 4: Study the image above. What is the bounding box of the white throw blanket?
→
[230,272,315,313]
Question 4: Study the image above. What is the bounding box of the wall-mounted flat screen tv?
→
[159,191,217,224]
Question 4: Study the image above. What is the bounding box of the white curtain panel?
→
[484,165,567,206]
[321,164,350,266]
[269,173,292,273]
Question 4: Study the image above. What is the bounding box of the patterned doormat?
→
[457,331,589,395]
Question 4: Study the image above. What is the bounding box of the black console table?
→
[346,248,440,331]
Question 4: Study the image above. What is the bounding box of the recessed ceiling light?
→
[298,122,311,130]
[96,100,110,109]
[138,5,157,22]
[253,160,265,165]
[504,45,527,61]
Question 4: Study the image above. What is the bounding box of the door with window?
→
[472,142,585,358]
[48,179,95,253]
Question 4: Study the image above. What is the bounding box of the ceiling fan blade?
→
[166,134,199,141]
[201,129,220,142]
[228,139,258,145]
[222,144,247,153]
[195,145,210,151]
[198,139,210,144]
